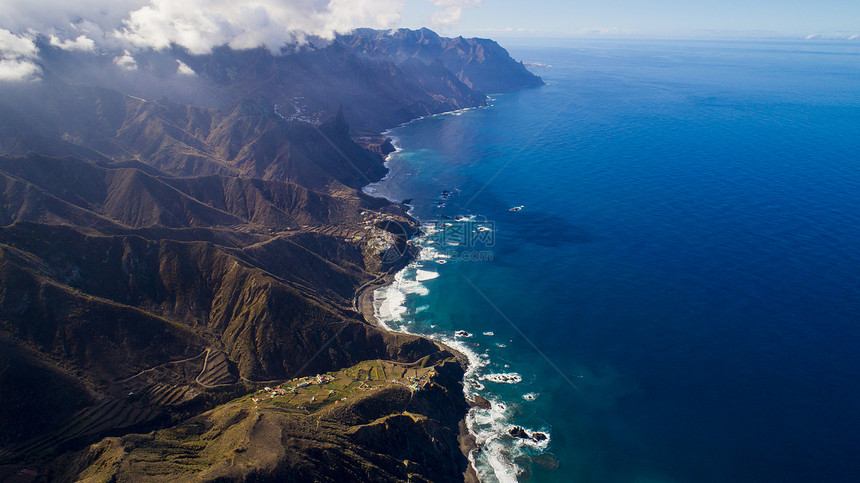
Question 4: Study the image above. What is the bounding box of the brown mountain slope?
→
[0,242,207,383]
[0,333,96,447]
[0,215,441,467]
[0,153,388,231]
[0,83,388,190]
[0,155,243,229]
[0,221,372,377]
[0,148,428,470]
[0,28,542,481]
[0,93,464,483]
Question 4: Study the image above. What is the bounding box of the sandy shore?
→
[354,269,399,327]
[354,264,475,370]
[353,264,480,483]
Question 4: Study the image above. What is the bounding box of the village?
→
[248,359,437,412]
[357,211,400,254]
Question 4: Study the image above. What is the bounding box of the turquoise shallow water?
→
[365,39,860,482]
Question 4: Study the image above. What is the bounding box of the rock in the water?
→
[531,432,547,442]
[509,426,530,439]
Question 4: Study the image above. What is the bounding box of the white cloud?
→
[0,58,41,81]
[176,59,195,75]
[1,0,409,55]
[49,34,96,51]
[0,0,483,60]
[0,29,37,57]
[113,50,137,70]
[0,29,41,81]
[116,0,404,54]
[428,0,481,29]
[0,0,147,48]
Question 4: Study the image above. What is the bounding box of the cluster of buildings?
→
[246,367,435,408]
[251,386,287,403]
[391,370,436,393]
[250,373,336,403]
[359,211,398,253]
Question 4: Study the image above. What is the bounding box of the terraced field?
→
[1,397,163,463]
[0,355,438,468]
[143,383,202,408]
[0,348,238,465]
[195,350,236,388]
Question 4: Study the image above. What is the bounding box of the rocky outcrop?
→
[343,28,545,94]
[509,426,548,443]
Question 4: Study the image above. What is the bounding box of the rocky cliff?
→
[343,28,544,94]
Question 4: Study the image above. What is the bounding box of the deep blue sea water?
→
[365,39,860,482]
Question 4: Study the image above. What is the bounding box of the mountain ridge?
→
[0,28,541,482]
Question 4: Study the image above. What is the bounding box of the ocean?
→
[363,39,860,482]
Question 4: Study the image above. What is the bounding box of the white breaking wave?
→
[418,246,451,261]
[373,284,405,330]
[469,399,520,482]
[372,268,431,329]
[368,201,544,482]
[415,269,440,281]
[482,373,523,384]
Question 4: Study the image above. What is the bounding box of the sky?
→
[401,0,860,39]
[1,0,858,81]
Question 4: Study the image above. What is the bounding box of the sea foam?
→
[482,373,523,384]
[369,208,542,482]
[415,269,440,281]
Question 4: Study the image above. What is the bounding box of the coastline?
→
[356,127,485,481]
[357,96,543,483]
[354,269,398,323]
[354,266,480,483]
[354,259,473,371]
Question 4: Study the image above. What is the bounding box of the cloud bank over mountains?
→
[0,28,41,81]
[0,0,477,80]
[115,0,403,54]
